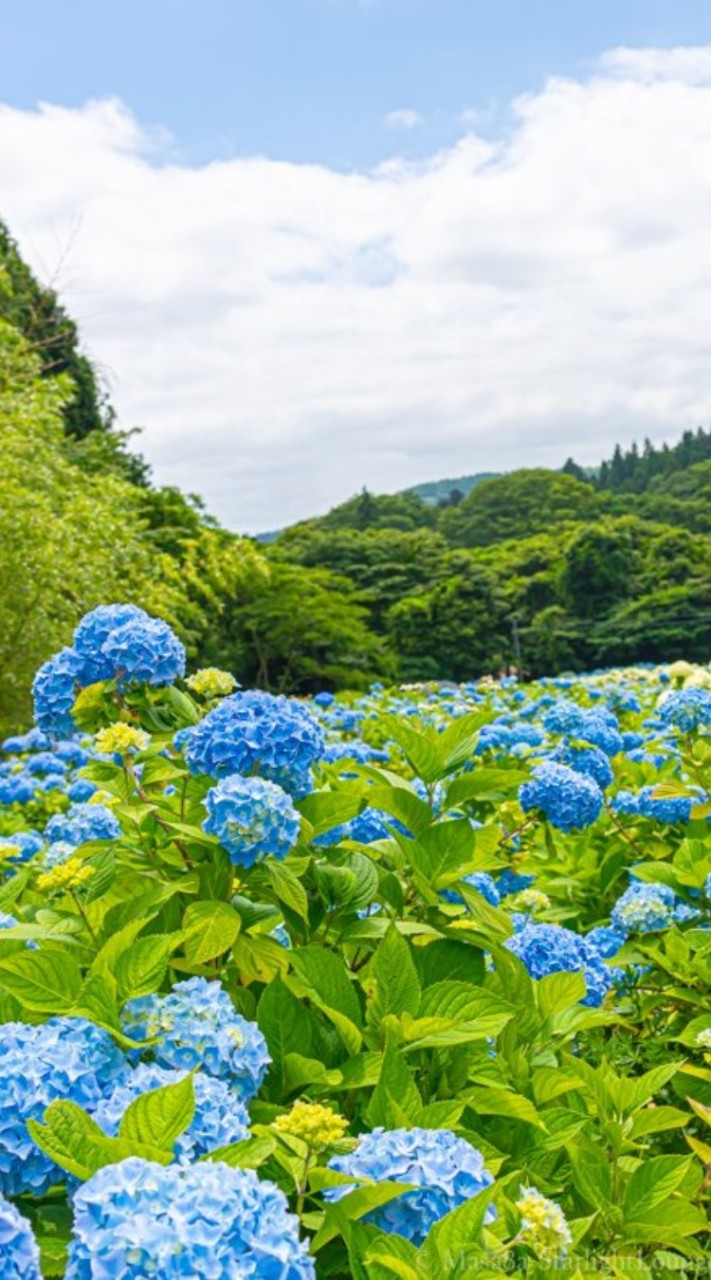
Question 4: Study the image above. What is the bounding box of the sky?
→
[2,1,711,530]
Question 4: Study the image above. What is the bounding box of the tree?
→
[440,469,601,548]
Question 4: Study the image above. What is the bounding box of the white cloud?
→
[2,47,711,532]
[383,108,423,129]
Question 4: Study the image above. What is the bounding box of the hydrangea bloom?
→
[121,977,270,1098]
[506,922,612,1007]
[185,689,325,794]
[25,752,66,776]
[516,1186,572,1263]
[32,647,82,738]
[73,604,151,684]
[102,616,186,687]
[519,761,604,832]
[44,802,121,847]
[611,882,676,934]
[0,774,36,805]
[586,925,627,958]
[659,687,711,733]
[0,1018,126,1195]
[325,1127,495,1244]
[202,774,300,866]
[497,868,535,898]
[92,1064,250,1160]
[65,1158,315,1279]
[637,785,698,824]
[0,1192,42,1279]
[560,745,614,791]
[0,830,44,863]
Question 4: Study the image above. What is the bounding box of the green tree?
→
[441,469,601,547]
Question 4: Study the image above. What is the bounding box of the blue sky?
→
[4,0,711,166]
[3,4,711,529]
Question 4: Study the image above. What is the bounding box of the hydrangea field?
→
[0,603,710,1277]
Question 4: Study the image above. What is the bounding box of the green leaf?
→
[265,860,309,925]
[366,1037,421,1128]
[0,951,82,1012]
[623,1156,692,1222]
[368,927,421,1028]
[420,1184,494,1271]
[119,1073,196,1151]
[297,790,363,837]
[183,901,241,964]
[206,1134,276,1168]
[462,1085,546,1129]
[290,947,362,1026]
[537,970,586,1017]
[257,977,314,1088]
[116,932,182,1001]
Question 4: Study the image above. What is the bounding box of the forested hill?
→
[271,430,711,680]
[3,213,711,730]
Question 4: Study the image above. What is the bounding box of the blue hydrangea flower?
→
[65,1158,315,1279]
[0,830,44,863]
[185,689,325,794]
[54,741,91,766]
[586,925,627,958]
[44,802,121,847]
[705,873,711,900]
[32,647,82,738]
[0,1018,126,1195]
[0,1192,41,1279]
[121,977,270,1098]
[41,841,78,870]
[497,868,535,898]
[67,778,97,803]
[505,922,612,1007]
[0,774,36,805]
[313,691,335,707]
[611,882,676,934]
[611,789,640,815]
[25,752,66,777]
[1,728,49,755]
[92,1065,250,1160]
[659,688,711,733]
[202,774,300,866]
[442,871,500,906]
[325,1127,495,1244]
[637,785,698,824]
[101,616,186,687]
[559,745,614,791]
[72,603,149,683]
[519,761,603,832]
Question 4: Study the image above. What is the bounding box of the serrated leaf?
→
[368,927,420,1028]
[0,951,82,1012]
[183,900,241,963]
[119,1073,195,1151]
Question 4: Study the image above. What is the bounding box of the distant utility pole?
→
[511,616,523,674]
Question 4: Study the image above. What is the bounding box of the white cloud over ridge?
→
[2,47,711,531]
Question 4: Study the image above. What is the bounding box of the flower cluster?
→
[506,922,612,1007]
[516,1186,572,1262]
[611,882,676,934]
[32,605,186,736]
[0,1192,42,1279]
[659,687,711,733]
[92,1064,250,1160]
[185,689,325,794]
[274,1100,348,1151]
[186,668,238,698]
[121,977,270,1098]
[94,723,150,756]
[0,1018,126,1195]
[65,1158,315,1279]
[202,774,300,866]
[441,870,500,906]
[44,802,121,847]
[519,761,604,832]
[326,1127,495,1244]
[36,857,95,893]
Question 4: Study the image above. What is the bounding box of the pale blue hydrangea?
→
[185,689,325,795]
[44,802,121,847]
[611,882,676,934]
[519,761,603,832]
[586,925,627,958]
[32,647,82,738]
[0,774,36,805]
[67,778,97,803]
[637,785,699,824]
[659,688,711,733]
[506,922,612,1007]
[0,1192,41,1279]
[41,841,78,870]
[25,752,66,776]
[92,1065,250,1161]
[121,977,270,1098]
[0,830,44,863]
[0,1018,126,1195]
[65,1158,315,1279]
[202,774,300,866]
[73,604,151,684]
[1,728,49,754]
[325,1127,495,1244]
[102,616,186,688]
